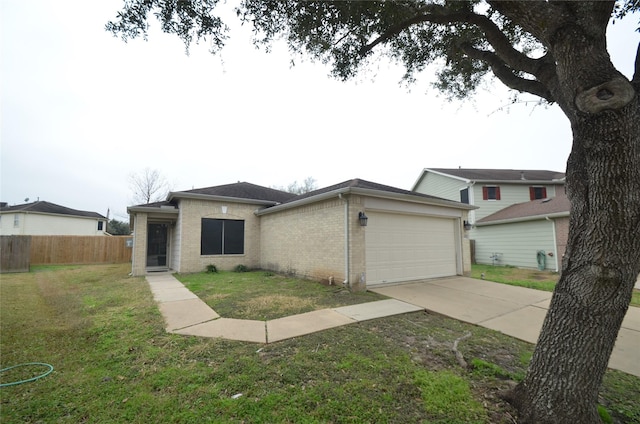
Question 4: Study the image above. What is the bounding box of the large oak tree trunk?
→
[507,22,640,422]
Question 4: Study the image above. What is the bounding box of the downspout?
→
[546,216,559,272]
[339,193,350,288]
[468,181,476,224]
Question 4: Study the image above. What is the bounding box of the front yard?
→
[176,270,385,320]
[1,264,638,423]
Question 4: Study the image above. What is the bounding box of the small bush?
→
[234,265,249,273]
[206,264,218,273]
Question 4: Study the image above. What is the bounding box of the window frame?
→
[482,186,501,201]
[530,186,547,200]
[201,218,245,256]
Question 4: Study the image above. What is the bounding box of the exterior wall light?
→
[464,220,472,230]
[358,212,368,227]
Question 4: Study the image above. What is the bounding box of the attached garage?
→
[365,211,460,286]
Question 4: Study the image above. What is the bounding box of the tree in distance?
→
[272,177,318,195]
[107,2,640,422]
[128,168,172,205]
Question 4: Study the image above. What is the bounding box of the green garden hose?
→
[0,362,54,387]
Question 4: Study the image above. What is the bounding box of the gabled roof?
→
[177,182,297,204]
[128,182,297,212]
[258,178,475,215]
[128,179,475,215]
[0,201,106,219]
[413,168,565,188]
[477,194,570,225]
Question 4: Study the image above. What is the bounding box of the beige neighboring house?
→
[474,194,570,271]
[0,201,108,236]
[127,179,475,291]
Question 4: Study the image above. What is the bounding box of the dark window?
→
[482,186,501,200]
[460,187,469,204]
[530,186,547,200]
[98,221,104,230]
[201,219,244,255]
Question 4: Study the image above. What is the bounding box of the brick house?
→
[127,179,475,291]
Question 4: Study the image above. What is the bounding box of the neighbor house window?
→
[14,215,19,227]
[201,218,244,255]
[98,221,104,231]
[460,187,469,204]
[482,186,501,200]
[530,186,547,200]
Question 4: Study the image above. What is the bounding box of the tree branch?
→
[359,4,552,84]
[461,44,554,102]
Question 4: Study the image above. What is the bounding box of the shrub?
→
[206,264,218,273]
[234,264,249,273]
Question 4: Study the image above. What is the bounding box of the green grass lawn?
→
[472,264,640,307]
[176,270,385,320]
[1,264,638,423]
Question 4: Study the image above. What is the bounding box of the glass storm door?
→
[147,223,169,268]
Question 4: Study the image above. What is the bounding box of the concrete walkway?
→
[145,273,422,344]
[371,277,640,378]
[146,273,639,377]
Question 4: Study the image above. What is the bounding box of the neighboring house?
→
[127,179,475,291]
[474,194,570,271]
[0,201,108,236]
[411,168,566,224]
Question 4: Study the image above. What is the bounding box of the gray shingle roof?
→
[429,168,565,182]
[179,182,297,203]
[0,201,106,219]
[282,178,447,204]
[478,194,570,224]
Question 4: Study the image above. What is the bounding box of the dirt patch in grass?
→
[240,295,315,318]
[178,270,385,320]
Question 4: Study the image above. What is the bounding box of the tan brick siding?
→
[131,213,147,276]
[177,199,262,273]
[260,197,348,283]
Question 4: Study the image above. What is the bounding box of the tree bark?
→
[506,16,640,424]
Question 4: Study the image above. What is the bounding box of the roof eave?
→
[168,191,280,206]
[476,211,569,226]
[256,186,477,216]
[0,210,106,220]
[127,206,180,215]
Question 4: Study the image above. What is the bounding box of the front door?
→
[147,223,169,270]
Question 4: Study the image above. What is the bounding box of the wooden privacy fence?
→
[1,236,31,273]
[1,235,132,272]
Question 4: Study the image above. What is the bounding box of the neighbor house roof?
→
[0,201,106,219]
[258,178,476,215]
[477,194,570,226]
[413,168,566,188]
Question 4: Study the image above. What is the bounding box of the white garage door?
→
[365,212,457,286]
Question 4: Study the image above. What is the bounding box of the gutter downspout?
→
[339,193,350,288]
[546,216,559,272]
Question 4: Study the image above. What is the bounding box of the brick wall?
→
[178,199,262,273]
[260,196,349,283]
[131,213,147,276]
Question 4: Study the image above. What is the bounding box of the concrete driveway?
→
[370,277,640,378]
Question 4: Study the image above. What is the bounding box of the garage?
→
[365,211,459,286]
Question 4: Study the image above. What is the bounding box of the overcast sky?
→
[1,1,637,220]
